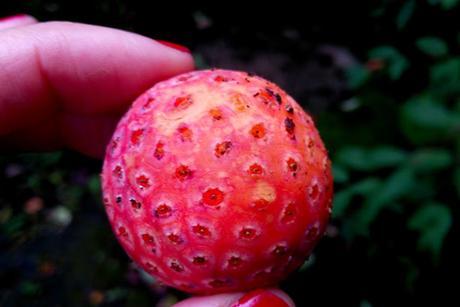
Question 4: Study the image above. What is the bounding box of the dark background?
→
[1,1,459,306]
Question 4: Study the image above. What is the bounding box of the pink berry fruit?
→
[101,69,333,294]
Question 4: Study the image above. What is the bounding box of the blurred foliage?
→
[334,0,459,264]
[319,0,459,305]
[1,1,459,307]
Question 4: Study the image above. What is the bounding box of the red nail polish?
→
[156,40,190,53]
[232,289,290,307]
[0,14,28,23]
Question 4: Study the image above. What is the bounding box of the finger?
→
[59,113,122,158]
[0,14,37,31]
[0,21,194,135]
[173,292,243,307]
[0,112,123,159]
[173,288,295,307]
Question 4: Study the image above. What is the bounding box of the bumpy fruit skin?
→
[101,69,333,294]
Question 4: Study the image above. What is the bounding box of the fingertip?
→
[231,288,295,307]
[267,289,296,307]
[155,39,191,54]
[0,14,37,31]
[172,288,295,307]
[26,21,196,115]
[172,292,244,307]
[59,113,121,159]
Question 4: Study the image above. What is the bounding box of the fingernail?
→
[0,14,29,23]
[232,289,291,307]
[156,40,190,53]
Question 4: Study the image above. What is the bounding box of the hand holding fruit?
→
[0,15,333,306]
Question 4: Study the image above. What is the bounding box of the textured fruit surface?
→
[101,69,333,294]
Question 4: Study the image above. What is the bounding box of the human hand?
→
[0,15,295,307]
[0,15,193,158]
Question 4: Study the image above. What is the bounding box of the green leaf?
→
[405,178,436,201]
[336,146,407,171]
[336,147,368,171]
[430,58,460,96]
[332,178,381,218]
[332,190,353,218]
[409,149,453,173]
[332,164,349,183]
[368,147,408,168]
[353,167,415,234]
[88,175,102,196]
[373,168,415,203]
[427,0,459,9]
[2,214,26,235]
[400,95,457,143]
[299,254,316,272]
[408,203,452,260]
[416,37,449,57]
[19,281,41,296]
[193,53,208,69]
[369,46,409,80]
[397,0,416,29]
[441,0,459,9]
[346,65,370,89]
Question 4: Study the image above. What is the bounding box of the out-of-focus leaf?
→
[400,95,457,143]
[408,203,452,260]
[2,214,26,235]
[19,281,41,296]
[368,147,408,168]
[299,254,316,272]
[369,46,409,80]
[27,174,42,192]
[353,167,414,234]
[38,152,62,166]
[370,167,414,205]
[441,0,460,9]
[399,256,420,291]
[88,175,102,196]
[333,190,353,218]
[333,178,381,218]
[430,58,460,96]
[427,0,459,8]
[397,0,416,29]
[332,164,349,183]
[336,147,368,171]
[193,53,208,69]
[416,37,448,57]
[346,65,370,89]
[409,149,453,173]
[336,146,407,171]
[405,178,436,201]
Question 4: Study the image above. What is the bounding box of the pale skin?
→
[0,15,294,307]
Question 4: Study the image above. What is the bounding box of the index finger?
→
[0,21,194,135]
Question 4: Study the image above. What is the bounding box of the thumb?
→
[172,288,295,307]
